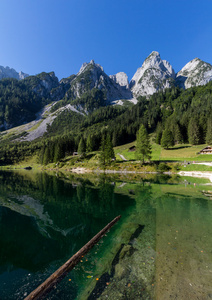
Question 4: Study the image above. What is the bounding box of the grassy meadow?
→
[1,139,212,174]
[115,142,212,162]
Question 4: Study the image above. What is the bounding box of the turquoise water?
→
[0,171,212,299]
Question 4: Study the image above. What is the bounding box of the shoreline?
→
[2,166,212,183]
[71,167,212,182]
[178,171,212,182]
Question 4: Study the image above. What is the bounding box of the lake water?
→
[0,170,212,299]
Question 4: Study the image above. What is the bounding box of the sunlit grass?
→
[115,142,212,162]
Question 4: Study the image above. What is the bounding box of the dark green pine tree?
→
[155,122,163,145]
[49,142,55,163]
[206,117,212,145]
[99,133,106,169]
[78,137,86,156]
[105,134,115,164]
[43,146,51,165]
[188,118,200,145]
[136,124,151,164]
[99,133,115,168]
[54,142,63,163]
[86,134,93,152]
[161,128,174,149]
[112,131,118,147]
[39,145,45,165]
[174,124,183,144]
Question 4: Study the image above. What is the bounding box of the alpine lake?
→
[0,169,212,300]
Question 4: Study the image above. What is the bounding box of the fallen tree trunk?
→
[25,215,121,300]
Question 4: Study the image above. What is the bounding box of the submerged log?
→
[25,215,121,300]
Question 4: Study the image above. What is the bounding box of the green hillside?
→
[0,80,212,167]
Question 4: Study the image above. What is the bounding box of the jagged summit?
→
[130,51,175,97]
[176,58,212,88]
[0,65,29,80]
[1,52,212,105]
[78,60,104,75]
[69,60,132,103]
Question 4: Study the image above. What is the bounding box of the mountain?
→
[176,58,212,89]
[130,51,176,97]
[23,71,60,99]
[0,65,29,80]
[2,53,212,105]
[65,60,133,104]
[1,52,212,133]
[129,52,212,97]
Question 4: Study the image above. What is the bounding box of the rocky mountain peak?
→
[0,65,29,80]
[78,60,104,75]
[143,51,160,65]
[176,58,212,88]
[130,51,175,97]
[67,60,133,103]
[18,71,29,80]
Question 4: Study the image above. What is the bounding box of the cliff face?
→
[176,58,212,89]
[130,51,176,97]
[1,52,212,103]
[67,60,132,102]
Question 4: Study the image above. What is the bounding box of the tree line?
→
[0,80,212,166]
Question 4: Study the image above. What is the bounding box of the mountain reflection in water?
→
[0,170,211,300]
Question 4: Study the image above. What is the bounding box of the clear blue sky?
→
[0,0,212,80]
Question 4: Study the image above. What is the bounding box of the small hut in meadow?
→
[199,146,212,154]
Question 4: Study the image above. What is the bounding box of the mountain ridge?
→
[1,52,212,101]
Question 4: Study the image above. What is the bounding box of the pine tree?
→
[188,118,200,145]
[43,146,50,165]
[54,142,63,163]
[78,137,86,156]
[40,145,45,165]
[99,133,115,168]
[174,124,183,144]
[86,134,93,152]
[206,117,212,145]
[161,129,174,149]
[112,131,118,147]
[155,122,163,145]
[136,124,151,164]
[105,134,115,164]
[99,134,106,168]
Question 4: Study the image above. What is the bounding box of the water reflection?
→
[0,170,211,299]
[0,171,135,299]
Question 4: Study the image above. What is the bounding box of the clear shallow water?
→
[0,171,212,299]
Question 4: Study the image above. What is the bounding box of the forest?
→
[0,80,212,166]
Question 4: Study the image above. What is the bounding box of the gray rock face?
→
[109,72,130,89]
[0,65,29,80]
[1,53,212,110]
[18,71,29,80]
[69,60,132,102]
[130,51,175,97]
[176,58,212,89]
